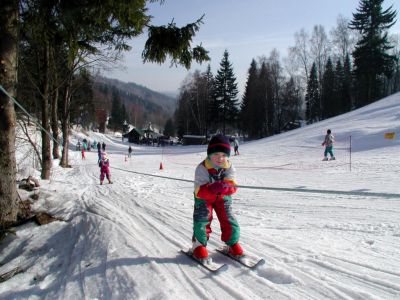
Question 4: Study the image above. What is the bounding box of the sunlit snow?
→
[1,93,399,299]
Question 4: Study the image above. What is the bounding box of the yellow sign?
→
[384,132,396,139]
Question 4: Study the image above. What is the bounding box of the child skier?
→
[81,143,86,160]
[233,138,240,155]
[99,152,112,185]
[322,129,335,161]
[191,134,243,260]
[128,145,133,158]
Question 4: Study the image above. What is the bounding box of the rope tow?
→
[110,166,400,200]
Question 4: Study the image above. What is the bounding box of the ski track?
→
[66,158,399,300]
[71,161,295,299]
[3,107,400,300]
[6,149,395,300]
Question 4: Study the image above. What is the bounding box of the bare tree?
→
[330,15,356,64]
[17,118,42,167]
[50,48,61,160]
[388,34,400,94]
[0,0,18,227]
[289,28,312,82]
[40,42,52,179]
[310,25,331,85]
[60,51,121,168]
[309,25,330,119]
[267,49,285,132]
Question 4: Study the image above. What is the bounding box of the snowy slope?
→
[1,93,400,300]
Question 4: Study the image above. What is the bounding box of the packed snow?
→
[1,93,400,300]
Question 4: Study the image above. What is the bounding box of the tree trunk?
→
[0,0,19,227]
[50,46,60,159]
[40,43,52,179]
[51,86,60,159]
[60,80,71,167]
[60,117,70,167]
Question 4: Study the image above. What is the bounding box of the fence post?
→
[349,135,352,172]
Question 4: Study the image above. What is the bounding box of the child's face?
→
[210,152,228,167]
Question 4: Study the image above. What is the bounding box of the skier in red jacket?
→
[191,134,243,260]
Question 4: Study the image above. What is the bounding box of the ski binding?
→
[216,246,265,269]
[181,249,227,273]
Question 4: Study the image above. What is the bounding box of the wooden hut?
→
[123,128,144,144]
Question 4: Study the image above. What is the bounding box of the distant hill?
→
[93,76,177,128]
[161,90,179,99]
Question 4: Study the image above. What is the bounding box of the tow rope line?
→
[110,166,399,199]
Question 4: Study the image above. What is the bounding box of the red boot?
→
[192,241,208,259]
[228,243,243,256]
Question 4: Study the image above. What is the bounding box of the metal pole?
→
[349,135,352,172]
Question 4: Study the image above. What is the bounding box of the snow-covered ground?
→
[1,93,400,300]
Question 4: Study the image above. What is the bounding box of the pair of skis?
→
[181,246,265,273]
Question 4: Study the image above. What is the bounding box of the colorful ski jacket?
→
[194,158,237,201]
[323,133,334,147]
[99,159,110,172]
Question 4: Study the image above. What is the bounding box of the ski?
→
[216,246,265,269]
[180,249,227,273]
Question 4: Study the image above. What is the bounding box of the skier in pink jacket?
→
[99,152,112,185]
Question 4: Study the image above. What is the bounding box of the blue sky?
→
[105,0,400,97]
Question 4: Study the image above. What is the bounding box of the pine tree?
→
[305,63,320,123]
[334,57,353,115]
[334,59,345,115]
[280,77,302,126]
[349,0,397,106]
[212,50,239,134]
[240,59,258,138]
[70,69,95,129]
[164,118,175,137]
[321,57,336,119]
[109,88,123,131]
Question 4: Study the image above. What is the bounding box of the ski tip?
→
[254,258,266,268]
[216,264,229,273]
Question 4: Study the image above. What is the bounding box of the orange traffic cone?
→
[159,162,163,170]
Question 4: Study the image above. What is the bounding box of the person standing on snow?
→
[97,142,102,162]
[99,152,112,185]
[102,142,106,151]
[81,147,86,160]
[128,145,133,158]
[191,134,243,260]
[322,129,335,161]
[81,141,86,160]
[233,138,240,155]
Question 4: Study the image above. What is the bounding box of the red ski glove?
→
[208,181,237,196]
